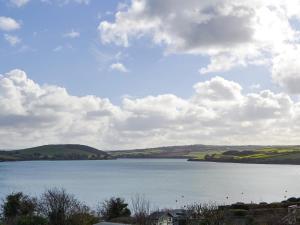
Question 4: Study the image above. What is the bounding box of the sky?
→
[1,0,300,150]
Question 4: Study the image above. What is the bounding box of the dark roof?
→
[94,222,131,225]
[150,209,187,219]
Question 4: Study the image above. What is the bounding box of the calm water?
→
[1,159,300,208]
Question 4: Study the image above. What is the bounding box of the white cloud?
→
[52,44,73,52]
[63,30,80,38]
[1,69,300,149]
[53,45,63,52]
[98,0,300,93]
[272,45,300,94]
[250,84,261,90]
[9,0,30,7]
[0,17,20,31]
[110,63,128,73]
[99,1,296,52]
[4,34,21,46]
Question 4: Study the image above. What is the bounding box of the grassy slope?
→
[0,144,111,161]
[109,145,262,159]
[110,145,300,164]
[202,146,300,164]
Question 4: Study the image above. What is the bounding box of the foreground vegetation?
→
[1,189,300,225]
[0,145,113,161]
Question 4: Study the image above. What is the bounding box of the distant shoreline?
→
[3,144,300,165]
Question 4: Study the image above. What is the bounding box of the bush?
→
[287,197,298,203]
[67,212,99,225]
[1,192,38,225]
[16,215,47,225]
[98,197,131,221]
[230,209,248,217]
[230,203,249,210]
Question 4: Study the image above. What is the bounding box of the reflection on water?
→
[1,159,300,208]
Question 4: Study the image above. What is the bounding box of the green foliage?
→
[230,209,248,217]
[0,189,100,225]
[99,197,131,221]
[16,215,47,225]
[1,192,40,225]
[67,212,98,225]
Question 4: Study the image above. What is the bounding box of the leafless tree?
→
[131,194,151,225]
[38,188,94,225]
[186,203,225,225]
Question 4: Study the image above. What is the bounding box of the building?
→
[150,209,187,225]
[94,222,131,225]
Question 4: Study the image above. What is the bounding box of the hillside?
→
[3,144,300,164]
[110,145,300,165]
[109,145,262,159]
[0,144,113,161]
[193,146,300,164]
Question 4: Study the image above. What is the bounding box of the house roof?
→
[94,222,131,225]
[150,209,187,219]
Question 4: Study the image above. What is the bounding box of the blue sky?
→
[1,0,300,149]
[0,0,275,104]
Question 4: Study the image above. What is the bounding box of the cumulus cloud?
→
[272,45,300,94]
[1,69,300,149]
[0,17,20,31]
[9,0,30,7]
[4,34,21,46]
[110,63,128,73]
[63,30,80,38]
[98,0,300,92]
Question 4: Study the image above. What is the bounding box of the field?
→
[202,146,300,164]
[110,145,264,159]
[110,145,300,165]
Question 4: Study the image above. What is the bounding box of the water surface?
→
[1,159,300,208]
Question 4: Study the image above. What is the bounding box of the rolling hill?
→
[199,146,300,164]
[2,144,300,164]
[109,145,262,159]
[0,144,113,161]
[110,145,300,165]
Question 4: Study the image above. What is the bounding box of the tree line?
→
[0,188,153,225]
[1,188,295,225]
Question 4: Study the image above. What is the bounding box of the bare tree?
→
[186,203,225,225]
[131,194,151,225]
[38,188,93,225]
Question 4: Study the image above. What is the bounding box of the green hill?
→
[109,145,262,159]
[0,144,113,161]
[197,146,300,164]
[110,145,300,165]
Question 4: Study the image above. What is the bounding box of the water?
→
[1,158,300,209]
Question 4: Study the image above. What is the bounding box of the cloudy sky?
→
[1,0,300,150]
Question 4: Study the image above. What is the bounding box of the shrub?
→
[1,192,38,225]
[230,209,248,217]
[16,215,47,225]
[230,203,249,210]
[98,197,131,221]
